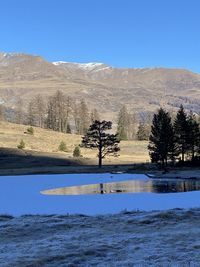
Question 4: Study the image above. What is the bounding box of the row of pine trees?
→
[148,105,200,166]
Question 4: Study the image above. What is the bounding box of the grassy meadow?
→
[0,121,149,165]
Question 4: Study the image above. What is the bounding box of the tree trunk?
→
[98,143,102,168]
[165,158,168,167]
[192,146,195,162]
[182,147,184,162]
[161,158,165,168]
[98,154,102,168]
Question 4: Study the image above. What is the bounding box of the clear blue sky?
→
[1,0,200,72]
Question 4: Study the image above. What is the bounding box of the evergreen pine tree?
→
[17,139,25,149]
[73,146,81,157]
[82,120,120,168]
[27,126,34,135]
[58,141,67,152]
[148,108,175,166]
[174,105,189,162]
[187,112,200,161]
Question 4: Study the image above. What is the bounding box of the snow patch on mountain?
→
[53,61,68,66]
[0,52,26,66]
[53,61,107,71]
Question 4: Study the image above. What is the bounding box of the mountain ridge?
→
[1,51,198,73]
[0,51,200,119]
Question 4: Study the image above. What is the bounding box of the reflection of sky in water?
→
[1,173,200,215]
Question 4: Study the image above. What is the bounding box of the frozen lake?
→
[1,173,200,215]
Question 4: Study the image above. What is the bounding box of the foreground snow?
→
[1,209,200,266]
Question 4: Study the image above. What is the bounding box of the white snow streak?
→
[53,61,105,70]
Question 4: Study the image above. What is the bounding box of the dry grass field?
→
[0,121,149,165]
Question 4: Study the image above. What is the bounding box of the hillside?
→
[1,52,200,120]
[0,121,149,167]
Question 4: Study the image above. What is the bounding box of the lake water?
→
[0,173,200,215]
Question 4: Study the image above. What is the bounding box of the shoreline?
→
[0,164,139,176]
[0,147,200,177]
[0,165,200,178]
[146,169,200,180]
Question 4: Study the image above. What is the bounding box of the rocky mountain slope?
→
[0,52,200,119]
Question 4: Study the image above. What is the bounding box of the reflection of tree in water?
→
[42,179,200,195]
[98,180,200,194]
[100,183,104,194]
[151,180,200,193]
[99,182,125,194]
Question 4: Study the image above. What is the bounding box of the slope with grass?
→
[0,121,149,163]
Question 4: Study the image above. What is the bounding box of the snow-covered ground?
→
[1,209,200,266]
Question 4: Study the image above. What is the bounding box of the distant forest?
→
[0,90,153,139]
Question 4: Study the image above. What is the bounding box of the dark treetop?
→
[82,120,120,168]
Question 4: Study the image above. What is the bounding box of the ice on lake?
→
[1,173,200,215]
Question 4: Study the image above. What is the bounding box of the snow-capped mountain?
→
[1,51,200,117]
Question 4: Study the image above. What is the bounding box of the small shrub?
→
[73,146,81,157]
[58,141,67,152]
[17,139,25,149]
[27,126,34,135]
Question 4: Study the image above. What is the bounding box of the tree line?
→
[28,91,100,135]
[148,105,200,166]
[0,90,100,135]
[0,92,152,139]
[2,90,199,163]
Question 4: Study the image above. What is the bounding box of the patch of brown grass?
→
[0,121,149,164]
